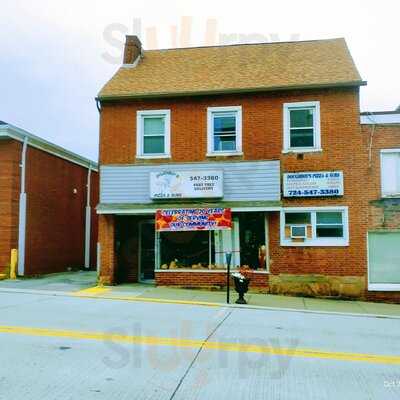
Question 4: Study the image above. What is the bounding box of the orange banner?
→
[155,208,232,231]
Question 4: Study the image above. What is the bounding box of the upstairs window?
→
[381,150,400,197]
[136,110,171,158]
[207,106,242,156]
[283,101,321,152]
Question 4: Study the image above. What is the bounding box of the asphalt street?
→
[0,290,399,400]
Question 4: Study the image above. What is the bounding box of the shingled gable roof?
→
[98,38,365,100]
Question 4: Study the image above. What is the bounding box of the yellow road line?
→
[73,291,221,307]
[103,295,220,307]
[0,325,399,365]
[73,286,111,296]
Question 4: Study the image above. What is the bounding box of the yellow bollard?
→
[10,249,18,279]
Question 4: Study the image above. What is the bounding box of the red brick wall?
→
[99,87,369,289]
[24,146,99,275]
[361,123,400,301]
[276,90,368,278]
[100,88,361,165]
[0,140,21,273]
[99,214,115,284]
[361,123,400,228]
[155,271,268,290]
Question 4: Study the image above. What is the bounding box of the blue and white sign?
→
[283,171,344,197]
[150,170,223,199]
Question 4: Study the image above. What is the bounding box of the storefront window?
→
[159,230,213,269]
[157,212,268,271]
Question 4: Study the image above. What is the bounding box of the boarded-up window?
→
[368,232,400,287]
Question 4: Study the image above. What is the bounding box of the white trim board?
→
[361,113,400,125]
[0,124,97,170]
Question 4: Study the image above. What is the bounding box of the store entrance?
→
[138,220,156,281]
[238,212,268,269]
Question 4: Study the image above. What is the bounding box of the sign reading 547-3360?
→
[150,170,223,199]
[283,171,344,197]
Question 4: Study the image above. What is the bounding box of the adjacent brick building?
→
[96,36,399,301]
[0,121,98,276]
[361,111,400,301]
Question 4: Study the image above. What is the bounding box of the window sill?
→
[154,268,270,274]
[136,154,171,159]
[206,151,243,157]
[280,239,349,247]
[368,283,400,292]
[155,269,230,273]
[282,148,322,154]
[381,194,400,199]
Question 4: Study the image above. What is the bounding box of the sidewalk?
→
[0,272,399,317]
[76,283,400,318]
[0,271,97,292]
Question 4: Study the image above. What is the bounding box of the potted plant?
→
[231,266,253,304]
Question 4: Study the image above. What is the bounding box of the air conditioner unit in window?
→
[290,225,307,239]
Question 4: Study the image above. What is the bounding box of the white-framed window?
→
[283,101,321,152]
[280,206,349,246]
[381,149,400,197]
[207,106,242,156]
[368,231,400,291]
[136,110,171,158]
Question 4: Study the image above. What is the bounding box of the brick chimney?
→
[123,35,142,65]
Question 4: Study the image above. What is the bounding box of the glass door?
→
[139,220,156,281]
[214,217,240,269]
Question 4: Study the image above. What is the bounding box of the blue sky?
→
[1,0,399,161]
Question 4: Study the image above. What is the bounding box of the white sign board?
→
[283,171,344,197]
[150,170,223,199]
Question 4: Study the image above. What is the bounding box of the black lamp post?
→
[225,252,232,304]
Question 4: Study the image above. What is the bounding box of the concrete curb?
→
[0,286,399,320]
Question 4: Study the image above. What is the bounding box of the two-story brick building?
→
[96,36,393,300]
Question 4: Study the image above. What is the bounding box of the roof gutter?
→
[0,124,98,171]
[97,80,367,103]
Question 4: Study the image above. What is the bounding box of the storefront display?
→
[153,210,268,272]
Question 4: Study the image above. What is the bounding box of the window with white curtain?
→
[381,150,400,197]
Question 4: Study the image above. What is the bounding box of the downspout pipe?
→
[17,136,28,276]
[84,164,92,269]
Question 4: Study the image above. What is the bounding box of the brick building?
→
[361,111,400,301]
[96,36,398,301]
[0,121,98,276]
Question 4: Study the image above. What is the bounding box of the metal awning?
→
[96,200,282,215]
